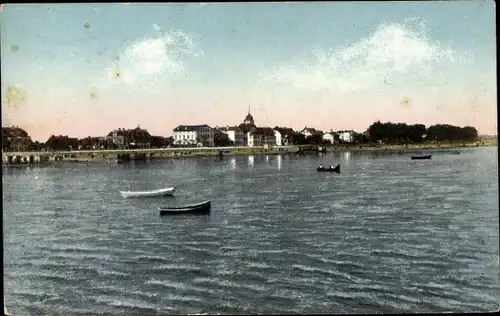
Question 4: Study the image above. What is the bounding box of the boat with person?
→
[158,200,211,215]
[410,155,432,160]
[317,164,340,173]
[119,187,176,199]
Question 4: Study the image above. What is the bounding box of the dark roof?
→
[251,127,275,137]
[173,124,212,132]
[217,126,243,132]
[244,113,254,121]
[238,123,256,133]
[107,127,150,137]
[301,127,317,133]
[273,127,295,136]
[3,126,29,138]
[337,130,356,134]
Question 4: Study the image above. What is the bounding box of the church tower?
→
[243,106,255,125]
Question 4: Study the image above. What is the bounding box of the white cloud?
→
[263,18,470,95]
[97,26,203,92]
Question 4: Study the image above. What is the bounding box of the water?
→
[3,147,499,315]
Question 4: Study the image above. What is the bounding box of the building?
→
[45,135,79,151]
[337,130,356,143]
[300,126,323,138]
[217,126,245,146]
[77,137,102,150]
[2,126,33,151]
[106,125,151,148]
[173,124,214,147]
[322,132,337,144]
[248,127,276,147]
[238,109,257,146]
[273,127,295,146]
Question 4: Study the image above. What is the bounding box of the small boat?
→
[158,200,211,215]
[317,164,340,173]
[410,155,432,160]
[119,187,175,199]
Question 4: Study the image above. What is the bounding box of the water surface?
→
[3,147,499,314]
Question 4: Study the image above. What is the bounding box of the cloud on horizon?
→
[97,25,203,92]
[262,17,471,95]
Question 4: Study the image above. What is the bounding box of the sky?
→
[1,1,497,142]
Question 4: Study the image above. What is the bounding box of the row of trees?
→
[367,121,478,144]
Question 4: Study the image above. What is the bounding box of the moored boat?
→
[158,200,211,215]
[119,187,175,199]
[317,164,340,173]
[410,155,432,160]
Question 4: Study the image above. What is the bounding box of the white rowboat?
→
[119,187,175,199]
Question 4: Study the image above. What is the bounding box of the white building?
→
[248,127,276,147]
[173,124,214,147]
[273,127,295,146]
[322,132,336,144]
[300,126,323,139]
[300,127,317,138]
[217,126,245,146]
[338,130,355,143]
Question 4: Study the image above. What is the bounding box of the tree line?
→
[367,121,478,143]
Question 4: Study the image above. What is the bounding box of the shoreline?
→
[2,140,496,167]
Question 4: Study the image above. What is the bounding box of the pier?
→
[2,145,300,166]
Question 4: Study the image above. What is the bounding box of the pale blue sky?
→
[1,1,496,141]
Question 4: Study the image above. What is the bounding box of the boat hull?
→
[119,187,176,198]
[410,155,432,160]
[317,164,340,173]
[158,201,211,215]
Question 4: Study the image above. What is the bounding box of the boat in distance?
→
[317,164,340,173]
[119,187,176,199]
[158,200,211,215]
[410,155,432,160]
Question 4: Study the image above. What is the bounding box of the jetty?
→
[2,145,299,166]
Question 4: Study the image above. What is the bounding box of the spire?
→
[248,105,251,115]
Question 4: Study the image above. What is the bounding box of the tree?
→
[2,131,11,151]
[306,134,323,145]
[214,132,232,147]
[292,132,307,145]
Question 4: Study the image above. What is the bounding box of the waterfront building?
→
[107,125,151,148]
[173,124,215,147]
[238,109,257,146]
[45,135,79,151]
[322,132,337,144]
[248,127,276,147]
[300,126,323,138]
[217,126,245,146]
[273,127,295,146]
[2,126,32,151]
[337,130,356,143]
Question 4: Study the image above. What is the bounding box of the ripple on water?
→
[3,149,499,314]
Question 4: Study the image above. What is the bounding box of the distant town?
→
[2,110,483,152]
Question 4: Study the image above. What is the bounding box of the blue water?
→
[3,147,499,314]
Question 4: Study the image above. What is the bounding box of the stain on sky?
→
[10,44,19,53]
[110,69,123,81]
[89,89,99,100]
[3,85,28,109]
[84,22,91,29]
[400,97,412,108]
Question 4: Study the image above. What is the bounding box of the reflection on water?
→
[248,155,254,166]
[3,148,499,315]
[230,157,236,170]
[265,155,269,163]
[343,152,351,163]
[277,155,282,170]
